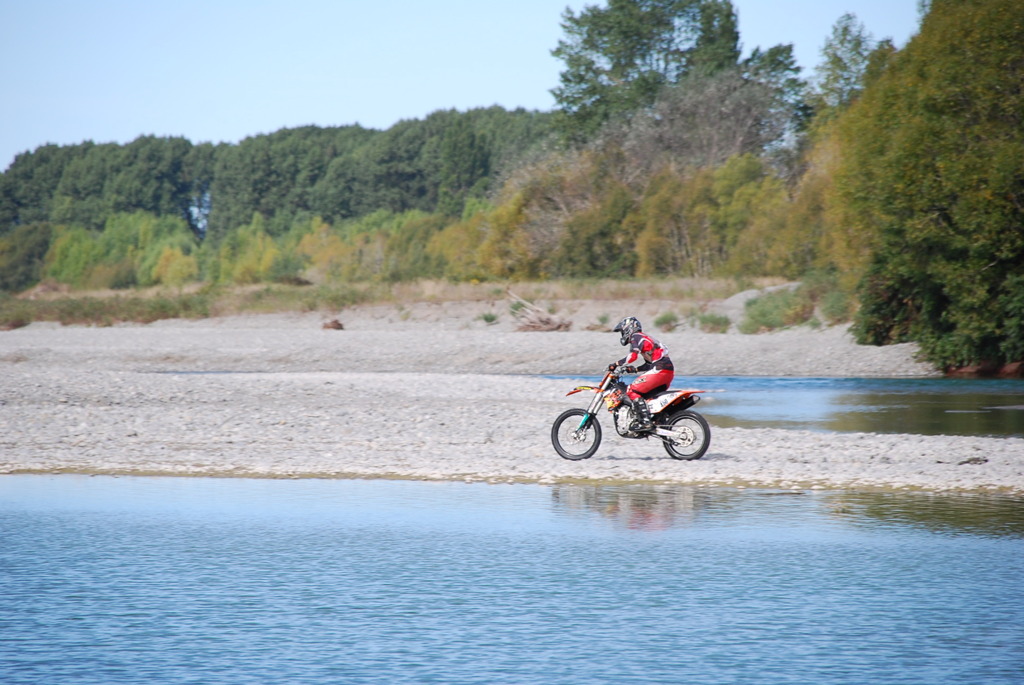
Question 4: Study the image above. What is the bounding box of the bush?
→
[820,289,854,324]
[654,312,679,331]
[802,270,856,325]
[697,313,731,333]
[312,284,378,311]
[740,288,814,333]
[0,294,32,329]
[0,292,213,327]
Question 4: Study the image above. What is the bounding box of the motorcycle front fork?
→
[578,391,607,430]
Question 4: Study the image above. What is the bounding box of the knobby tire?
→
[660,410,711,460]
[551,408,602,460]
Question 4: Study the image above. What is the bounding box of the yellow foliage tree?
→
[724,177,790,277]
[152,245,198,288]
[426,211,488,280]
[808,125,878,290]
[632,167,718,277]
[297,219,350,282]
[476,193,537,279]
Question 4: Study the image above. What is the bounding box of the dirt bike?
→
[551,368,711,461]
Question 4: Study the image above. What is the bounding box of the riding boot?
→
[630,396,654,431]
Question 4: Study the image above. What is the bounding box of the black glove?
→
[608,363,618,372]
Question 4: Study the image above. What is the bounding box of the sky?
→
[0,1,923,171]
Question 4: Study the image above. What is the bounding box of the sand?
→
[1,300,1021,495]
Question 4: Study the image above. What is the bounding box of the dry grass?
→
[3,277,778,327]
[389,277,779,304]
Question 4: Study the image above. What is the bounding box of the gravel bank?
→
[2,304,1021,494]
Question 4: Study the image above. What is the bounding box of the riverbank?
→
[2,303,1021,494]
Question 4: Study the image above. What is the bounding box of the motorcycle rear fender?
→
[647,389,704,415]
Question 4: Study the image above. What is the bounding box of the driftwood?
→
[508,291,572,332]
[321,319,344,330]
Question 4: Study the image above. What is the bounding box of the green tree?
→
[841,0,1024,368]
[50,143,119,228]
[551,0,705,143]
[107,136,194,222]
[207,125,375,241]
[551,0,806,147]
[42,226,103,287]
[0,222,52,291]
[436,117,492,217]
[809,12,903,128]
[689,0,740,74]
[211,214,280,284]
[0,143,94,232]
[2,137,208,239]
[381,212,448,281]
[39,212,197,289]
[815,13,875,110]
[742,44,807,135]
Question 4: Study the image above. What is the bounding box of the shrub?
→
[740,289,814,333]
[0,295,32,329]
[697,313,731,333]
[654,312,679,331]
[820,289,854,324]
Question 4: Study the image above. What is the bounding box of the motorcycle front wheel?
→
[660,410,711,461]
[551,409,602,460]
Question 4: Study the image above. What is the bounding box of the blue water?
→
[2,475,1023,684]
[558,376,1024,437]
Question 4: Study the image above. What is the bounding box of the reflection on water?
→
[821,490,1024,538]
[552,483,1024,537]
[2,476,1023,685]
[552,483,712,530]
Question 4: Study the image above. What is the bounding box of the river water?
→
[2,475,1022,684]
[562,376,1024,437]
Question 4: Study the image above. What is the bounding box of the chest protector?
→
[634,332,668,364]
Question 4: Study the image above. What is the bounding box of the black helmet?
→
[613,316,642,346]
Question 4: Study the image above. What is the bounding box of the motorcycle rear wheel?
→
[551,408,602,460]
[660,410,711,460]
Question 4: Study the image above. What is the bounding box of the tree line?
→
[0,105,550,240]
[1,0,1022,371]
[0,105,551,291]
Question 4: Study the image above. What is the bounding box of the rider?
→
[609,316,675,430]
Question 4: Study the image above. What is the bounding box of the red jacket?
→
[617,332,673,372]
